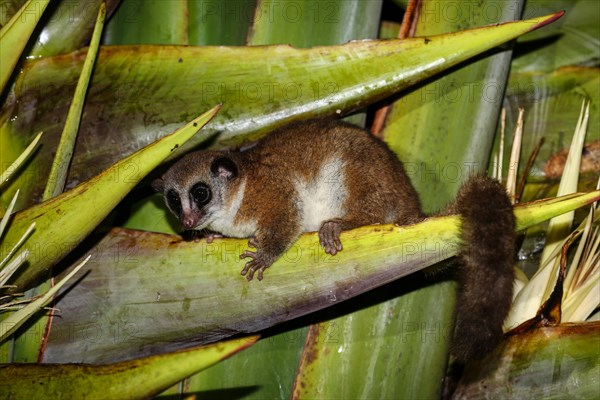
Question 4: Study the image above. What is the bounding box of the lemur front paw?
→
[181,229,223,243]
[240,238,272,281]
[319,220,343,255]
[205,232,224,244]
[181,229,203,242]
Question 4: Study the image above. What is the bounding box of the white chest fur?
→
[208,179,257,237]
[294,158,347,232]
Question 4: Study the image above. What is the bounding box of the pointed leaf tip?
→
[166,103,222,150]
[3,104,222,290]
[0,334,260,399]
[529,11,565,32]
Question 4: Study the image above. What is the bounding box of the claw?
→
[248,262,266,281]
[248,237,259,248]
[240,250,256,278]
[257,266,266,281]
[240,250,255,260]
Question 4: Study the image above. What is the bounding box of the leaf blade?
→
[1,105,222,290]
[43,3,106,199]
[2,12,565,206]
[0,0,51,94]
[0,336,259,399]
[42,191,597,363]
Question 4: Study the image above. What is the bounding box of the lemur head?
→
[152,151,239,230]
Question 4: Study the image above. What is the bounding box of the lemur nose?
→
[182,214,200,229]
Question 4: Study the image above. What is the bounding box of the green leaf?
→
[0,0,51,94]
[248,0,383,46]
[0,190,20,241]
[36,0,120,57]
[43,2,106,199]
[361,1,532,397]
[0,221,33,276]
[0,132,41,190]
[121,193,178,234]
[379,21,401,40]
[0,0,121,58]
[0,209,35,269]
[104,0,189,45]
[293,292,446,399]
[1,12,565,209]
[185,328,308,399]
[512,191,600,231]
[0,255,89,342]
[0,335,259,399]
[41,191,599,364]
[104,0,255,46]
[0,105,221,291]
[189,0,255,45]
[185,2,385,397]
[514,0,600,72]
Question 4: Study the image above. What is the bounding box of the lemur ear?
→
[151,178,164,192]
[210,157,237,180]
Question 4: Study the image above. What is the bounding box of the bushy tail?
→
[451,176,516,363]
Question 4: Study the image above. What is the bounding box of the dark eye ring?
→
[190,183,211,207]
[166,189,182,216]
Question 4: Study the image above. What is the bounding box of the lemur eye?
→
[166,190,182,216]
[190,183,211,208]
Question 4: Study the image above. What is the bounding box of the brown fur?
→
[449,176,516,363]
[235,120,425,249]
